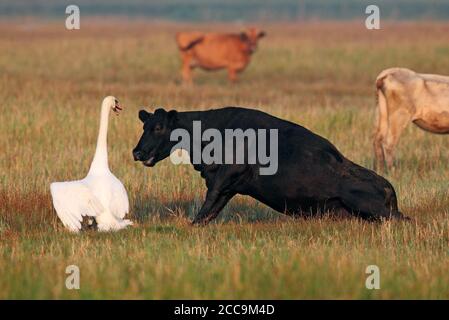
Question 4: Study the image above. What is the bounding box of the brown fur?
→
[175,28,266,83]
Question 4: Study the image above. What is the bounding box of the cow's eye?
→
[154,124,162,133]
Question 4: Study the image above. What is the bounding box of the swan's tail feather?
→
[96,215,133,232]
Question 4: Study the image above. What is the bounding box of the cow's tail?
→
[373,72,389,170]
[177,35,204,51]
[375,74,389,135]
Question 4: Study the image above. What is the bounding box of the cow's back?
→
[377,68,418,91]
[176,32,204,50]
[181,33,250,70]
[376,68,423,114]
[203,107,344,166]
[378,68,449,115]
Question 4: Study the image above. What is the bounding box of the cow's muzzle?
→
[133,149,144,161]
[133,149,156,167]
[143,156,156,167]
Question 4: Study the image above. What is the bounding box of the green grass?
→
[0,21,448,299]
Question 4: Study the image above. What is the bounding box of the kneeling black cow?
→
[133,107,407,224]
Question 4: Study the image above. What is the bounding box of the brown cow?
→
[374,67,449,172]
[176,28,266,84]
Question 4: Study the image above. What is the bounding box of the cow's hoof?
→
[395,212,412,221]
[191,219,203,226]
[191,217,209,226]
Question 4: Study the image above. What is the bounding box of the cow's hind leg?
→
[373,118,387,173]
[383,109,411,170]
[374,132,386,173]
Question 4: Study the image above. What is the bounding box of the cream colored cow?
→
[374,67,449,172]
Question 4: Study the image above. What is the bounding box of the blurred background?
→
[1,0,449,21]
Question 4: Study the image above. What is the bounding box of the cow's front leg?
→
[192,189,235,225]
[227,68,238,83]
[192,166,246,225]
[181,53,194,84]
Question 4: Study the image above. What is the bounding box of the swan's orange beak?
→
[113,99,123,115]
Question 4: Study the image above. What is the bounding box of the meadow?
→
[0,20,448,299]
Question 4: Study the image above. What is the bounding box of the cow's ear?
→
[154,108,166,115]
[167,110,178,127]
[139,110,151,123]
[258,31,266,38]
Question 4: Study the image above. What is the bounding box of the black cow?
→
[133,107,407,224]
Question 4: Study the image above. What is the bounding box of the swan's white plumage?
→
[50,96,133,232]
[50,180,104,231]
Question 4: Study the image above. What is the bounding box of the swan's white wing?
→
[109,179,129,219]
[50,181,104,232]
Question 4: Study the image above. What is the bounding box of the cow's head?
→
[240,27,266,53]
[133,108,179,167]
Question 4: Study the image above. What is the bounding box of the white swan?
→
[50,96,133,232]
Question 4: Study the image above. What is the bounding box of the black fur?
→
[133,107,407,225]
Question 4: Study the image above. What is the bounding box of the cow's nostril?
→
[133,150,142,161]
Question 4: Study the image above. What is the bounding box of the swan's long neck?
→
[88,100,111,174]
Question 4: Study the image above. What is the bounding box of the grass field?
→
[0,20,448,299]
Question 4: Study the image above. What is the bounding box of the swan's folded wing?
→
[50,181,104,232]
[110,181,129,219]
